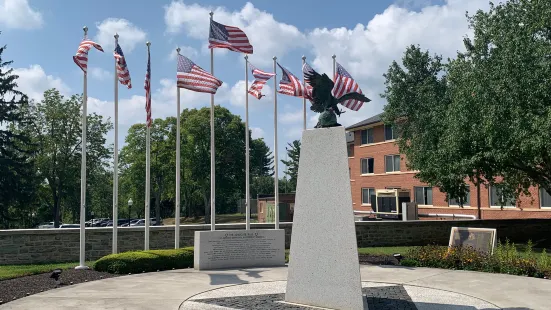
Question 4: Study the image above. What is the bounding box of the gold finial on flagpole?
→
[83,26,88,36]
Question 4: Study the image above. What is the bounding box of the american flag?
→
[301,62,315,101]
[332,62,364,111]
[248,63,275,99]
[276,63,307,97]
[114,43,131,89]
[209,19,253,54]
[144,47,151,127]
[73,36,104,73]
[177,54,222,94]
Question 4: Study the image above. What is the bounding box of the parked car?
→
[60,224,80,228]
[37,222,63,229]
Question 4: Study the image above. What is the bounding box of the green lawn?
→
[0,261,95,281]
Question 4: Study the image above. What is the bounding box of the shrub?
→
[93,247,194,274]
[403,240,551,279]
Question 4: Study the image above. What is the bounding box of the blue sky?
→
[1,0,490,175]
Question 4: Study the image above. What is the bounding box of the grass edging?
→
[93,247,194,274]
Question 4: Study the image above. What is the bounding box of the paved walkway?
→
[1,265,550,310]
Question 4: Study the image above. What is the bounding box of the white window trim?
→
[415,186,434,206]
[360,157,374,175]
[360,128,375,146]
[488,186,516,208]
[539,188,551,209]
[361,187,375,205]
[384,154,401,173]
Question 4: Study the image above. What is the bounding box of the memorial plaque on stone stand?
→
[448,227,497,254]
[194,229,286,270]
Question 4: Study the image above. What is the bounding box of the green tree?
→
[0,36,37,228]
[119,117,176,225]
[281,140,300,192]
[22,89,112,227]
[382,0,551,214]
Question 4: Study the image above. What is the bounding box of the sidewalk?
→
[1,265,549,309]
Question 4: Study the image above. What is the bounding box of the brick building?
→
[346,113,551,220]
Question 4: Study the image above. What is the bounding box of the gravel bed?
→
[0,269,120,305]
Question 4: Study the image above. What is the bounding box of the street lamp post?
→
[128,199,133,227]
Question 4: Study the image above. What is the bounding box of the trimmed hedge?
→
[93,247,194,274]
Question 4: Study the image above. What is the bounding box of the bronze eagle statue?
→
[303,66,371,128]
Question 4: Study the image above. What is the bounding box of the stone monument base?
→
[194,229,286,270]
[285,126,365,310]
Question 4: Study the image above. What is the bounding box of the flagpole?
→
[209,11,216,231]
[112,33,119,255]
[302,55,306,130]
[273,56,279,230]
[244,55,251,230]
[76,25,89,270]
[145,41,151,251]
[175,47,181,249]
[332,54,336,78]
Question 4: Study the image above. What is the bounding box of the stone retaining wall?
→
[1,219,550,265]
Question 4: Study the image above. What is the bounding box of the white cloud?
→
[0,0,43,29]
[251,127,264,139]
[89,67,111,81]
[227,80,273,107]
[12,65,70,101]
[306,0,491,125]
[280,110,303,124]
[95,18,147,53]
[164,1,306,66]
[168,45,198,61]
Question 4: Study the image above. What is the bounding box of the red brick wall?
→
[348,123,551,219]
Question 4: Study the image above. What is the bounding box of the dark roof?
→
[345,113,383,131]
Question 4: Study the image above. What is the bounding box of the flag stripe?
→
[177,54,222,94]
[114,43,132,89]
[208,19,253,54]
[277,63,307,98]
[145,47,151,127]
[332,62,364,111]
[247,63,275,99]
[73,38,104,73]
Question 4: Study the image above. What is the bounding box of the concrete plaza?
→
[1,265,549,309]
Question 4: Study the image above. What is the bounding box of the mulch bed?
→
[0,269,120,305]
[359,254,400,266]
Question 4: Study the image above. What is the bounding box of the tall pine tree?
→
[281,140,300,192]
[0,34,36,228]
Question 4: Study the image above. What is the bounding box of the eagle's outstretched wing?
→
[336,92,371,104]
[303,65,334,113]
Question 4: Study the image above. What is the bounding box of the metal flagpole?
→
[112,33,119,255]
[175,47,181,249]
[76,26,90,270]
[210,11,216,231]
[273,56,279,229]
[145,41,151,250]
[332,54,336,79]
[245,55,250,230]
[302,55,306,130]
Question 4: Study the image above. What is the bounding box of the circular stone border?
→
[179,281,501,310]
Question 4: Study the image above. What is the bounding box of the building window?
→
[415,187,433,205]
[449,189,471,206]
[360,128,374,145]
[385,155,400,172]
[347,144,354,157]
[489,186,516,207]
[384,124,395,141]
[362,188,375,205]
[360,158,374,174]
[540,188,551,208]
